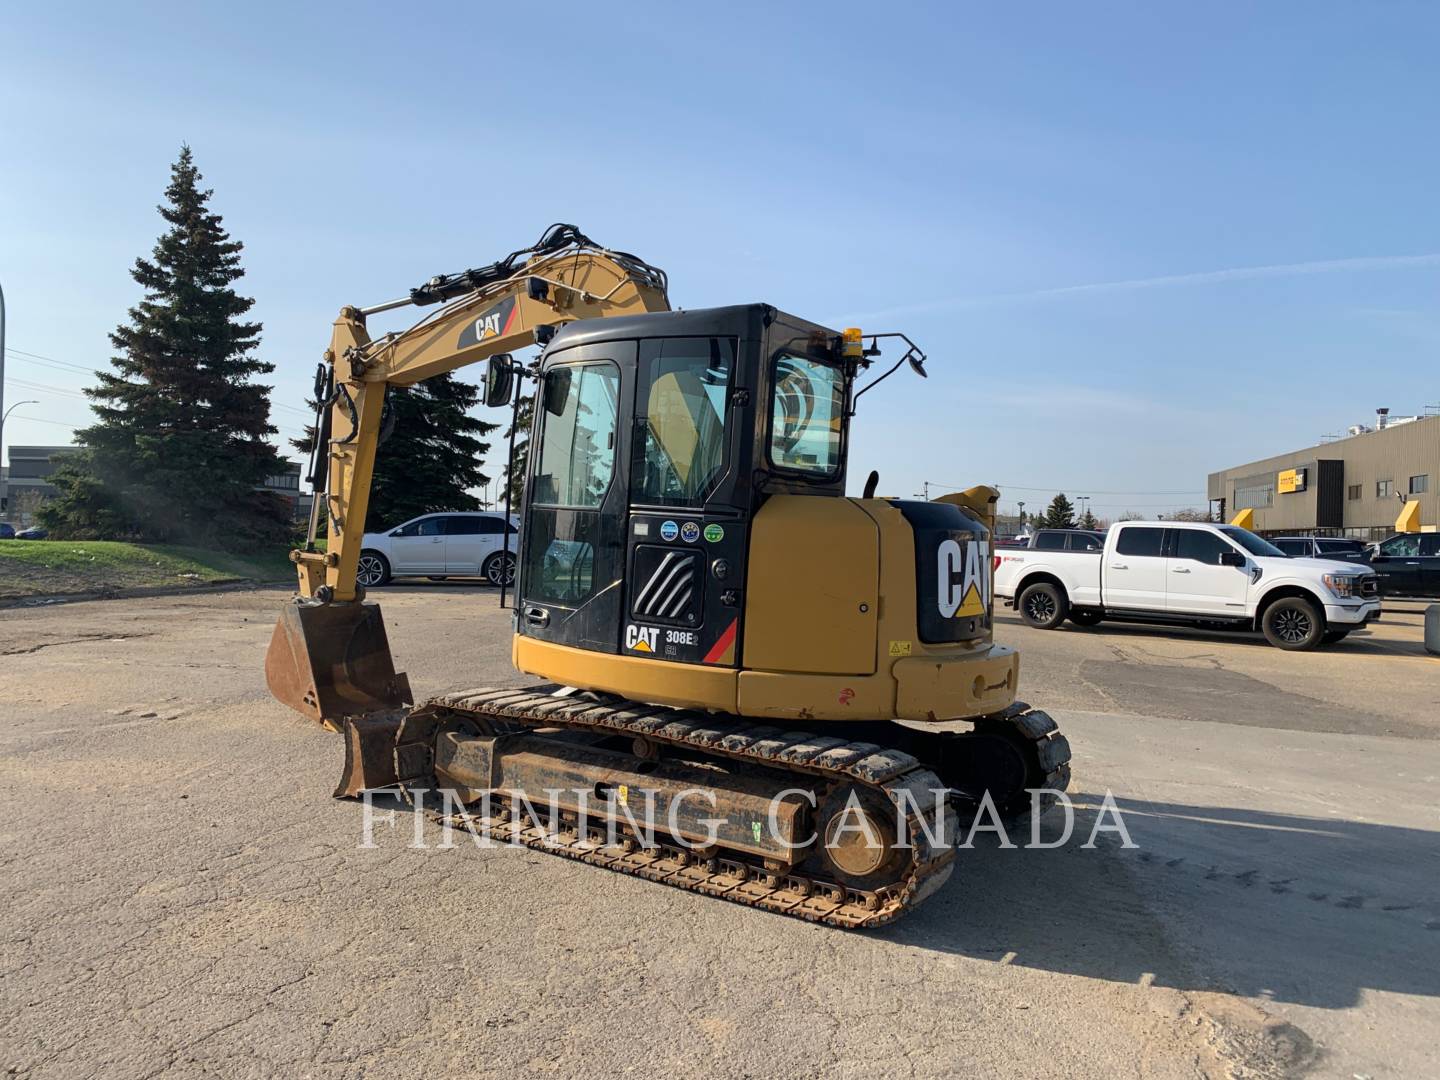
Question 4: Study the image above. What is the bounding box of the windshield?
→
[1218,526,1286,558]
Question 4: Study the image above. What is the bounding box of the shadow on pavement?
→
[886,795,1440,1009]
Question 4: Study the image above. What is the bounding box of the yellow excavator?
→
[266,225,1071,927]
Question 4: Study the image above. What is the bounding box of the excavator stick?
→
[264,601,412,732]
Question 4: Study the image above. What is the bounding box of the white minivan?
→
[357,512,519,588]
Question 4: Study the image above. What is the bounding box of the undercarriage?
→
[338,687,1072,928]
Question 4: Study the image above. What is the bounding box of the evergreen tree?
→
[1040,493,1076,529]
[1078,508,1099,530]
[290,375,498,530]
[501,392,534,508]
[42,146,289,549]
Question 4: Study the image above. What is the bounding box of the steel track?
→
[390,688,1070,929]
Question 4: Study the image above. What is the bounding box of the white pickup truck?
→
[993,520,1381,650]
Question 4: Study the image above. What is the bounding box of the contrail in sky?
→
[844,253,1440,323]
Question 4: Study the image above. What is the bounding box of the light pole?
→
[1,399,39,514]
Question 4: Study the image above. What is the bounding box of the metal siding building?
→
[1208,415,1439,537]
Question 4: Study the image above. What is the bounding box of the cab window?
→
[1070,532,1103,551]
[1174,529,1234,564]
[770,353,844,476]
[633,337,734,506]
[1116,526,1164,557]
[532,362,620,508]
[1380,535,1421,557]
[1034,532,1066,550]
[1274,539,1306,557]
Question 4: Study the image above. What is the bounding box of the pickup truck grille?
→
[1359,575,1379,599]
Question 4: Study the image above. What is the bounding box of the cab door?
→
[1371,533,1424,595]
[518,346,632,654]
[1166,528,1250,616]
[623,336,746,667]
[1104,525,1169,610]
[1419,534,1440,597]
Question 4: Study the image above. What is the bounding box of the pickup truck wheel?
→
[1321,629,1351,644]
[1261,596,1324,650]
[1068,610,1103,627]
[1018,582,1069,630]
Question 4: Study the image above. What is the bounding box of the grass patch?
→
[0,540,293,602]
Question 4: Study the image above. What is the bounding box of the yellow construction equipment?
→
[266,225,1071,927]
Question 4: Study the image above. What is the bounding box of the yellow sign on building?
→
[1277,467,1306,494]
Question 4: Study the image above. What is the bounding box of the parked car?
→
[0,523,14,540]
[357,512,520,588]
[1270,536,1371,564]
[1366,532,1440,598]
[15,526,48,540]
[994,520,1381,649]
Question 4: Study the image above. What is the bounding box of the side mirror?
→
[484,355,514,408]
[1219,551,1246,567]
[543,367,572,416]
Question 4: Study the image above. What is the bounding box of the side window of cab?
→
[1380,535,1421,558]
[1115,526,1165,558]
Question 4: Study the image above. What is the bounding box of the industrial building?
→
[1208,408,1439,538]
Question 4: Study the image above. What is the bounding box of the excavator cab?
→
[514,304,846,671]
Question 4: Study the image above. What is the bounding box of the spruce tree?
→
[1078,507,1100,531]
[42,146,289,549]
[1040,493,1077,529]
[502,392,534,508]
[291,376,498,529]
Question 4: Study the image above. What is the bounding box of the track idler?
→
[264,600,412,731]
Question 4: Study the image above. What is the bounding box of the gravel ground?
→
[0,586,1435,1078]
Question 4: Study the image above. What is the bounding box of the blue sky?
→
[3,2,1438,518]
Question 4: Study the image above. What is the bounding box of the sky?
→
[2,1,1438,520]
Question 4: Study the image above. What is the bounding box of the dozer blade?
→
[265,601,413,731]
[334,714,404,798]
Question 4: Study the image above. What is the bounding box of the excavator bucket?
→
[265,601,413,732]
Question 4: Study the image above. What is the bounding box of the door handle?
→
[524,606,550,627]
[431,537,443,543]
[1172,567,1191,574]
[1110,563,1129,570]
